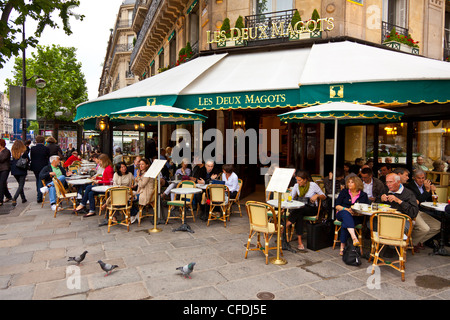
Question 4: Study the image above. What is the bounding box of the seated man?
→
[413,156,429,172]
[379,173,418,232]
[196,160,220,221]
[64,151,81,168]
[405,169,441,251]
[39,155,72,212]
[360,167,386,203]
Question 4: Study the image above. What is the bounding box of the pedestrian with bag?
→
[10,140,29,206]
[0,139,13,206]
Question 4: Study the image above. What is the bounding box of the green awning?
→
[299,80,450,106]
[74,95,177,122]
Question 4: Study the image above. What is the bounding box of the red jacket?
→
[96,165,114,185]
[64,155,81,167]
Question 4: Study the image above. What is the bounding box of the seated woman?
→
[286,170,327,250]
[222,164,239,199]
[100,162,134,211]
[162,158,191,200]
[335,176,370,255]
[134,158,156,212]
[76,153,114,217]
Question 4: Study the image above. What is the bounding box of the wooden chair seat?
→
[52,178,77,218]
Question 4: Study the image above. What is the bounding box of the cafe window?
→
[413,120,450,171]
[255,0,293,14]
[378,122,407,164]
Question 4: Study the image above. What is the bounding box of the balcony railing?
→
[245,9,296,45]
[381,21,408,43]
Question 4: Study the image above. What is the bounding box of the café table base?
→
[430,246,450,256]
[270,257,287,265]
[172,223,195,233]
[281,238,297,253]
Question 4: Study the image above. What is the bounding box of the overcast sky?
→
[0,0,125,101]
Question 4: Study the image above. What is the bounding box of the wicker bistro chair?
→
[138,179,157,226]
[369,211,413,282]
[245,201,283,264]
[166,180,196,224]
[227,179,243,218]
[52,178,77,218]
[41,179,49,208]
[332,220,363,253]
[206,184,231,227]
[105,186,133,233]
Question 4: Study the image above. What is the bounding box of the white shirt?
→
[222,172,239,193]
[291,182,324,206]
[363,179,374,198]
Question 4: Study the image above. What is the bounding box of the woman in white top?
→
[287,170,326,250]
[222,164,239,199]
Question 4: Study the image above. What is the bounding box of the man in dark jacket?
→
[39,155,71,211]
[30,135,50,203]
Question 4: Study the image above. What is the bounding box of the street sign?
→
[9,86,37,120]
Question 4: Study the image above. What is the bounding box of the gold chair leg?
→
[165,206,172,224]
[332,225,340,250]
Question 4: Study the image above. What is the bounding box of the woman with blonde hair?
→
[11,140,30,206]
[335,176,370,255]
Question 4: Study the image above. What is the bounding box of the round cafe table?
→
[420,202,449,257]
[267,199,305,253]
[67,178,93,186]
[170,187,202,233]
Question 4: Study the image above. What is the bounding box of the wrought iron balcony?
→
[381,21,408,43]
[245,9,296,45]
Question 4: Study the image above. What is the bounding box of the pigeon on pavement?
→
[98,260,118,276]
[176,262,196,279]
[68,251,88,265]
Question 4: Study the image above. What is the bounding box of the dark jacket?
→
[194,166,220,184]
[369,177,387,201]
[11,150,30,176]
[30,143,50,173]
[381,186,419,219]
[0,148,11,172]
[39,164,67,185]
[47,142,63,158]
[336,188,370,208]
[405,181,432,204]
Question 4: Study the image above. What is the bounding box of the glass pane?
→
[378,122,407,164]
[345,126,365,164]
[413,120,450,171]
[256,0,272,14]
[276,0,293,12]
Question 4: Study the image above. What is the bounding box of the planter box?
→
[290,31,322,41]
[217,39,245,48]
[383,41,419,55]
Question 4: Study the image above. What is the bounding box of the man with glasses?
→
[360,167,385,203]
[381,173,418,221]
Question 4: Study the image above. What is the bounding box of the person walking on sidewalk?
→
[10,140,29,206]
[0,139,13,206]
[30,135,50,203]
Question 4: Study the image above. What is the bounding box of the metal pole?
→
[149,120,162,233]
[331,118,338,219]
[21,20,27,142]
[270,192,287,265]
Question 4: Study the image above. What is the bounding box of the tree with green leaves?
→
[0,0,83,69]
[221,18,231,39]
[5,44,88,122]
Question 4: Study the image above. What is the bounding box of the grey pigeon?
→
[68,251,88,265]
[176,262,196,279]
[97,260,118,276]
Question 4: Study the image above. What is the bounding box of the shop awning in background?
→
[75,40,450,123]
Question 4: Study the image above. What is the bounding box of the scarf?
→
[298,181,310,198]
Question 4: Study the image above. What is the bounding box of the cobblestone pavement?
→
[0,175,449,300]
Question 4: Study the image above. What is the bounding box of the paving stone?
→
[10,266,67,286]
[88,267,142,291]
[0,284,35,300]
[33,248,66,262]
[34,277,90,299]
[87,282,151,300]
